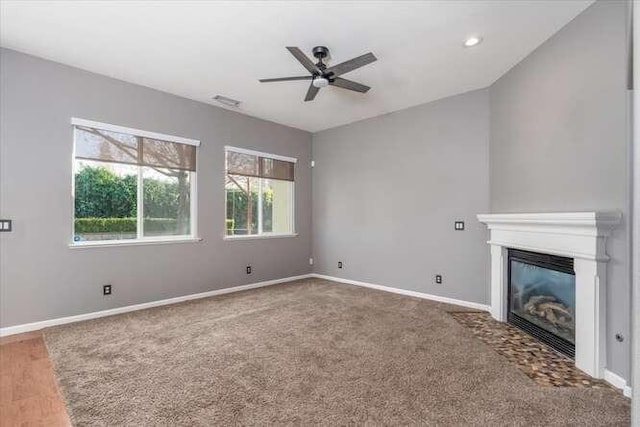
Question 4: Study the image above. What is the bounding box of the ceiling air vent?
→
[213,95,241,108]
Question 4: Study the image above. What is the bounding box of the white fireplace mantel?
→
[477,212,621,378]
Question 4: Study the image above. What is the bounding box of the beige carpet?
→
[44,278,630,426]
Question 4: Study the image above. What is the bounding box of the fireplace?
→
[478,212,621,379]
[508,249,575,358]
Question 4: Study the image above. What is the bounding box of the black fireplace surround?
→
[507,249,576,358]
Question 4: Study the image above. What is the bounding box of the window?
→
[225,147,296,237]
[72,118,199,244]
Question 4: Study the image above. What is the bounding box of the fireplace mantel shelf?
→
[477,212,621,233]
[477,211,622,262]
[477,211,622,379]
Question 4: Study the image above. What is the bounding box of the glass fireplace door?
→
[508,249,576,357]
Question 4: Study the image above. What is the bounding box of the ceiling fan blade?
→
[259,76,313,83]
[286,46,321,74]
[304,83,320,102]
[326,52,377,77]
[330,77,371,93]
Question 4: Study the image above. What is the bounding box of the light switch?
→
[0,220,12,232]
[454,221,464,231]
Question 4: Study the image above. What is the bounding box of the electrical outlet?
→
[435,274,442,284]
[246,265,252,274]
[103,284,112,295]
[0,219,12,232]
[338,261,343,269]
[454,221,465,231]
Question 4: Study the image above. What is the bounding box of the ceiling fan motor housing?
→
[312,46,329,59]
[312,46,332,80]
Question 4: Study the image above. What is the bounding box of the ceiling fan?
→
[259,46,377,102]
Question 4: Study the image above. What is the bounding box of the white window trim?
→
[224,146,297,239]
[70,119,200,247]
[223,233,298,241]
[69,237,203,249]
[71,118,200,146]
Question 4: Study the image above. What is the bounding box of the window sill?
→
[223,233,298,241]
[69,237,203,249]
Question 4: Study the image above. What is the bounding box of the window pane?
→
[225,174,259,235]
[263,179,293,234]
[262,180,273,234]
[143,167,191,237]
[74,160,138,242]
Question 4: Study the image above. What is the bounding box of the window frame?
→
[69,118,201,248]
[224,146,297,240]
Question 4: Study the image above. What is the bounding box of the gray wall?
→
[312,89,490,305]
[490,0,631,381]
[0,48,312,328]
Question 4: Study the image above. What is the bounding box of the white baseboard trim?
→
[0,274,313,337]
[604,369,633,398]
[311,273,491,312]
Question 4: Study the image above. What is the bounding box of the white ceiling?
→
[0,0,593,133]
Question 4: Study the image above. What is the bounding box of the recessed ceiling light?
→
[463,36,483,48]
[213,95,241,108]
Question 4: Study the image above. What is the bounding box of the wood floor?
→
[0,331,70,426]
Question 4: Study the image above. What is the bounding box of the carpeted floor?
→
[44,278,630,426]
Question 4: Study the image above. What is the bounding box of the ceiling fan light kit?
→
[312,77,329,88]
[259,45,377,102]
